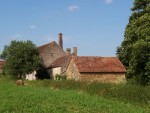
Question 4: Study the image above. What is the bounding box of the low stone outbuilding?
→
[69,56,126,83]
[50,56,126,83]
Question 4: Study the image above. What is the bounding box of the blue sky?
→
[0,0,133,56]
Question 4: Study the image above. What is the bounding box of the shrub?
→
[55,74,66,80]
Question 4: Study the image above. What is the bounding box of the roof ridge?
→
[73,56,126,73]
[76,56,117,58]
[38,41,56,48]
[49,55,72,68]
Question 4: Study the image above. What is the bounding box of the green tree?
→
[0,40,41,78]
[117,0,150,85]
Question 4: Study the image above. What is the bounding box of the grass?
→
[0,76,149,113]
[27,79,150,106]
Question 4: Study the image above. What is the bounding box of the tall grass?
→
[27,79,150,109]
[0,77,148,113]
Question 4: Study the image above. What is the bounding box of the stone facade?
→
[52,67,61,79]
[66,59,126,83]
[80,72,126,83]
[38,41,66,79]
[66,59,80,80]
[39,41,66,68]
[25,71,37,80]
[65,57,126,83]
[37,33,126,83]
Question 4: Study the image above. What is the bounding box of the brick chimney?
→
[58,33,63,49]
[66,48,71,55]
[73,47,77,56]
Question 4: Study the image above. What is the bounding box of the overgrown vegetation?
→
[26,79,150,112]
[55,74,66,80]
[0,76,149,113]
[117,0,150,85]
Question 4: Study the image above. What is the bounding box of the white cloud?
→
[29,25,36,29]
[105,0,113,4]
[68,5,79,12]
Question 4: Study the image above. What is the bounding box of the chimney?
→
[73,47,77,56]
[66,48,71,55]
[58,33,63,49]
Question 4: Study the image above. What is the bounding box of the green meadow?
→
[0,76,149,113]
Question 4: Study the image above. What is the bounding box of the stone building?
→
[37,33,77,79]
[48,55,72,79]
[68,56,126,83]
[50,56,126,83]
[36,33,66,79]
[37,33,126,83]
[38,33,66,68]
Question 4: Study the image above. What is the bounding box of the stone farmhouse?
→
[37,33,126,83]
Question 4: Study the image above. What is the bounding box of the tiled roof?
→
[73,56,126,73]
[38,41,57,54]
[50,55,71,68]
[38,41,66,67]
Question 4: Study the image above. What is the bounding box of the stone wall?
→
[66,59,80,80]
[66,59,126,83]
[52,67,61,80]
[25,71,37,80]
[39,42,66,68]
[80,72,126,83]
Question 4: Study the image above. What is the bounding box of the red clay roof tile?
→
[38,41,56,54]
[50,55,71,68]
[73,56,126,73]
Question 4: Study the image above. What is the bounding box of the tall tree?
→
[117,0,150,85]
[0,40,41,78]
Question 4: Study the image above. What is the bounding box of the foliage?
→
[0,40,41,78]
[0,77,148,113]
[55,74,66,80]
[116,0,150,85]
[27,79,150,109]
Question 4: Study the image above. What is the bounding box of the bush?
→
[55,74,66,80]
